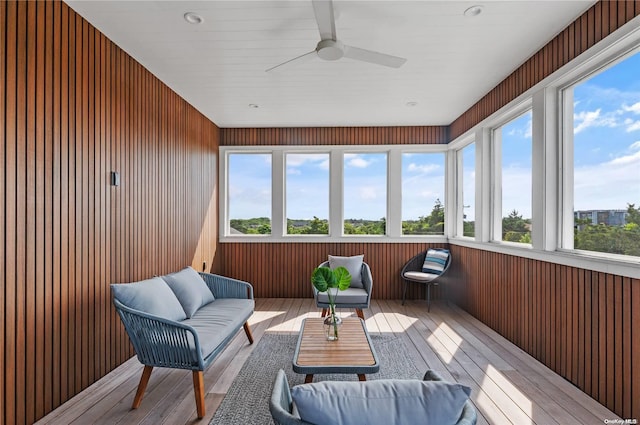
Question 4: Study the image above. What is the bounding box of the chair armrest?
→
[401,251,426,276]
[113,299,205,370]
[423,370,477,425]
[361,263,373,298]
[269,369,313,425]
[198,272,254,300]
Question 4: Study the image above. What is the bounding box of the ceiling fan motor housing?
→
[316,39,344,61]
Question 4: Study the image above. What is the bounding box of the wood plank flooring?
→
[36,299,621,425]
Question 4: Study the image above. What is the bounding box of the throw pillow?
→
[161,266,215,318]
[328,254,364,288]
[422,248,450,275]
[291,379,471,425]
[111,277,187,322]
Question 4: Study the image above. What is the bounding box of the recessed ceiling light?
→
[249,104,259,109]
[184,12,203,24]
[406,101,418,107]
[463,5,484,17]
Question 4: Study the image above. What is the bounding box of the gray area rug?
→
[210,332,422,425]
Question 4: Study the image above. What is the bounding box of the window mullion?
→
[272,150,285,237]
[387,150,402,237]
[329,150,343,237]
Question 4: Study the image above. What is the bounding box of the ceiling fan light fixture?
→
[184,12,203,25]
[248,103,259,109]
[316,40,344,61]
[464,5,484,17]
[406,101,418,107]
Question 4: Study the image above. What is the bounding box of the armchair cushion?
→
[162,266,215,318]
[328,254,364,288]
[111,277,187,322]
[315,287,368,305]
[422,249,450,274]
[291,378,471,425]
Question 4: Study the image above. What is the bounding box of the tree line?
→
[230,202,640,257]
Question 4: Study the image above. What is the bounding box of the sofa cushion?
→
[111,277,187,322]
[182,298,255,358]
[291,378,471,425]
[161,266,215,318]
[404,271,441,282]
[328,255,364,288]
[316,287,368,305]
[422,248,450,274]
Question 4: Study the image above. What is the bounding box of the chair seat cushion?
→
[183,298,255,358]
[291,378,471,425]
[111,277,187,322]
[316,287,368,305]
[161,266,215,318]
[403,271,441,283]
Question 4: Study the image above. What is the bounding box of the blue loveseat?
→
[111,267,254,419]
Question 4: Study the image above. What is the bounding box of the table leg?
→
[358,374,366,381]
[305,374,314,383]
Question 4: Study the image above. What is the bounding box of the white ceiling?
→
[67,0,595,128]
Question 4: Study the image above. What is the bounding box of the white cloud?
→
[407,163,440,174]
[626,120,640,132]
[574,152,640,210]
[359,187,377,200]
[347,157,371,168]
[622,102,640,114]
[630,141,640,151]
[287,167,301,175]
[574,109,619,134]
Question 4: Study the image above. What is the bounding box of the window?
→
[228,153,272,235]
[285,153,330,235]
[401,153,445,235]
[495,110,532,244]
[343,153,387,235]
[566,50,640,257]
[462,143,475,238]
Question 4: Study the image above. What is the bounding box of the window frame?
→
[219,145,448,243]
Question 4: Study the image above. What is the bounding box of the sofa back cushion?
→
[291,378,470,425]
[328,255,364,288]
[161,266,215,318]
[111,277,187,322]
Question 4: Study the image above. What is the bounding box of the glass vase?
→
[323,313,342,341]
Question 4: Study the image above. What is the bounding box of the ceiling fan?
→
[266,0,407,72]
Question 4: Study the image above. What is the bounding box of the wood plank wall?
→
[221,126,449,146]
[449,0,640,140]
[219,243,447,300]
[448,245,640,420]
[1,2,220,424]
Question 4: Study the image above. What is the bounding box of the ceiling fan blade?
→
[312,0,337,40]
[265,50,317,73]
[343,45,407,68]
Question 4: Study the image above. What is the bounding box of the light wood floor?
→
[37,299,620,425]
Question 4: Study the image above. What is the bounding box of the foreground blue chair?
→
[269,369,477,425]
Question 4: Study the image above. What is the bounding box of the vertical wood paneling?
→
[1,2,220,424]
[449,245,640,421]
[219,243,447,300]
[449,0,640,140]
[221,126,448,146]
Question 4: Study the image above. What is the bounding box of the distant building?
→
[574,209,628,228]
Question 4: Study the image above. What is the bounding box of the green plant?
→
[311,266,351,339]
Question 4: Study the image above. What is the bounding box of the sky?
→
[228,50,640,222]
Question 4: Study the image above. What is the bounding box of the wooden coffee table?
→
[293,317,379,383]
